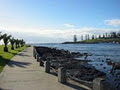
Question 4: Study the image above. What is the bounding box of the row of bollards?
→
[33,46,109,89]
[44,60,66,83]
[33,46,66,83]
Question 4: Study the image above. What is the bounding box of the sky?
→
[0,0,120,43]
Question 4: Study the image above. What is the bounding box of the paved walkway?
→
[0,47,83,90]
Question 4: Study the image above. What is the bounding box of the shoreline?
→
[34,45,120,89]
[62,42,99,44]
[62,42,120,44]
[62,38,120,44]
[35,46,105,82]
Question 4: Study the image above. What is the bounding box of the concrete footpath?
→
[0,47,83,90]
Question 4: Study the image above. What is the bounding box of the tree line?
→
[74,31,120,42]
[91,31,120,40]
[0,31,25,52]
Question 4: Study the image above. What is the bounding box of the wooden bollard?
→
[36,54,39,62]
[39,58,44,66]
[35,53,39,60]
[34,49,37,59]
[33,50,36,58]
[93,77,109,90]
[45,60,50,73]
[58,67,66,83]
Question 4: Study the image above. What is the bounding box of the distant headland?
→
[63,31,120,44]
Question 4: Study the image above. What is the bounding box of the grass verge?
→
[0,45,27,73]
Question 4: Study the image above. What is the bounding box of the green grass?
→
[0,45,27,73]
[63,38,120,44]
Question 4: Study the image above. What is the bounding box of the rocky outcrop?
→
[35,46,105,82]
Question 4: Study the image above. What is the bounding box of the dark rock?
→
[35,46,105,82]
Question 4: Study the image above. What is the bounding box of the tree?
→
[95,35,97,39]
[92,35,95,40]
[117,31,120,38]
[20,39,25,47]
[99,35,101,39]
[15,39,19,48]
[108,34,111,39]
[85,34,87,41]
[113,32,117,38]
[0,32,2,40]
[18,39,20,47]
[73,35,77,42]
[3,34,11,52]
[87,34,90,40]
[10,37,15,50]
[105,33,108,38]
[81,35,83,41]
[0,32,4,41]
[110,32,117,38]
[23,40,25,46]
[103,34,105,38]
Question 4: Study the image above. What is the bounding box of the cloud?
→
[63,23,75,28]
[1,26,119,43]
[105,19,120,27]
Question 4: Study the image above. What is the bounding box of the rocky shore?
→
[35,46,105,82]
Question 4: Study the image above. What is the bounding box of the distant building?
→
[73,35,77,42]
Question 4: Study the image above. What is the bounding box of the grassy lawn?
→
[0,45,27,73]
[63,38,120,44]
